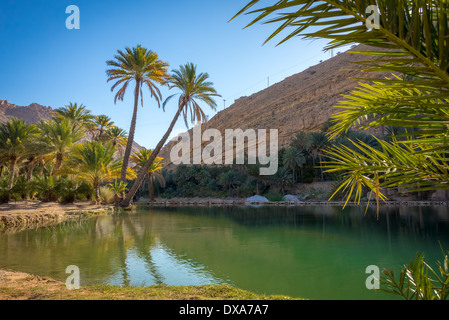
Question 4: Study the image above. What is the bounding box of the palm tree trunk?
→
[94,182,101,204]
[318,153,324,181]
[8,158,17,189]
[121,105,184,207]
[147,174,155,202]
[27,158,36,181]
[55,154,63,173]
[120,80,140,182]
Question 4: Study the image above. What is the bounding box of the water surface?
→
[1,205,449,300]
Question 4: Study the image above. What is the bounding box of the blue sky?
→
[0,0,338,149]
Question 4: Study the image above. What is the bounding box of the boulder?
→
[430,190,449,201]
[245,195,269,203]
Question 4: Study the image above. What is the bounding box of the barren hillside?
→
[159,44,390,165]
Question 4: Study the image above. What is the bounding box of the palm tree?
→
[93,115,114,141]
[130,148,165,202]
[68,141,121,204]
[53,102,94,131]
[272,168,294,195]
[0,118,36,188]
[36,118,83,173]
[306,132,330,181]
[120,62,220,207]
[282,147,306,182]
[106,126,127,147]
[108,180,128,205]
[106,45,169,183]
[232,0,449,205]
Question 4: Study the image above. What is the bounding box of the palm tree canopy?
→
[282,147,306,170]
[53,102,94,130]
[163,62,221,127]
[0,118,37,162]
[68,141,120,185]
[37,118,83,156]
[106,45,170,106]
[130,148,165,174]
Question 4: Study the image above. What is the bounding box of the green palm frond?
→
[163,62,221,127]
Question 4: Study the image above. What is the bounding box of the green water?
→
[1,205,449,300]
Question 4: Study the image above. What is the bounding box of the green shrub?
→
[30,175,59,202]
[76,182,94,201]
[0,177,11,204]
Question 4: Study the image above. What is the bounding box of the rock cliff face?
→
[159,44,389,166]
[0,100,53,124]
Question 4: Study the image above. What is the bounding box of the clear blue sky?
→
[0,0,338,149]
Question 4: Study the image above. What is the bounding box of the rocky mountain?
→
[0,100,53,124]
[159,44,390,166]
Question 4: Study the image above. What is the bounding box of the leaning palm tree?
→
[0,118,37,188]
[232,0,449,206]
[120,62,220,207]
[106,45,169,183]
[130,148,165,202]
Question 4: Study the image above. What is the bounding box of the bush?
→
[263,192,284,202]
[76,182,94,201]
[11,175,30,200]
[55,177,77,204]
[30,175,59,202]
[0,177,11,204]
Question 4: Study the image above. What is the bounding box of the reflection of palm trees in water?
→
[113,214,165,285]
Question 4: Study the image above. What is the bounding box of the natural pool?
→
[1,205,449,300]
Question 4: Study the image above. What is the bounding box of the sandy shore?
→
[0,200,115,233]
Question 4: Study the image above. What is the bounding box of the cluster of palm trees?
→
[0,103,134,204]
[0,45,220,207]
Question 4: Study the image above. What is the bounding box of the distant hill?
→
[159,44,390,166]
[0,100,53,124]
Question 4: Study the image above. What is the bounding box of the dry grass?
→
[0,270,300,300]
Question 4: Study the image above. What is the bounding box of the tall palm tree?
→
[36,118,83,173]
[0,118,36,188]
[68,141,121,204]
[53,102,94,131]
[120,62,220,207]
[106,45,169,183]
[130,148,165,202]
